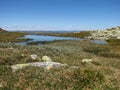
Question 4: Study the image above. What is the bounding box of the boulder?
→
[82,59,92,63]
[11,62,68,72]
[42,55,52,62]
[31,54,37,60]
[117,36,120,39]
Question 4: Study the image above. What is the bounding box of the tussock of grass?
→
[83,44,120,59]
[1,66,105,90]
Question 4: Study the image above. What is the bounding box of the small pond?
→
[90,40,107,44]
[17,35,107,45]
[17,35,81,44]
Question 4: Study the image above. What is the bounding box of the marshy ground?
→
[0,40,120,90]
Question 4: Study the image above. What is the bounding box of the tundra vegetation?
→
[0,28,120,90]
[0,29,31,42]
[38,31,91,38]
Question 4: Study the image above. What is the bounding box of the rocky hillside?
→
[0,28,7,33]
[87,26,120,40]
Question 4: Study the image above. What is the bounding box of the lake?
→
[17,35,107,45]
[17,35,80,44]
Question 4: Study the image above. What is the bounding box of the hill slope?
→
[0,28,28,42]
[0,28,7,33]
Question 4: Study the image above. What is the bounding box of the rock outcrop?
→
[87,26,120,40]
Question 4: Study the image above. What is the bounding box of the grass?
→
[0,40,120,90]
[38,31,91,38]
[0,66,105,90]
[106,39,120,45]
[0,32,30,42]
[27,40,64,45]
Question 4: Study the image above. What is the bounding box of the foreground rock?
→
[42,55,52,62]
[11,62,68,72]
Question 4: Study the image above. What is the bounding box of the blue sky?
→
[0,0,120,31]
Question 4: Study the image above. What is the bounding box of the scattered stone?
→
[31,54,37,60]
[21,53,25,57]
[82,59,92,63]
[42,55,52,62]
[0,84,2,87]
[70,66,79,69]
[9,47,14,50]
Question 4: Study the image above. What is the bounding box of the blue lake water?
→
[17,35,81,44]
[25,35,80,41]
[17,35,107,45]
[90,40,107,44]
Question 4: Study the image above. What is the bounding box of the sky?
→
[0,0,120,31]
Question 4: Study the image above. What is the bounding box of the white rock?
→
[0,84,2,87]
[42,55,52,62]
[9,47,14,50]
[70,66,79,69]
[11,63,30,72]
[21,53,25,57]
[82,59,92,63]
[117,36,120,39]
[11,62,68,72]
[31,54,37,60]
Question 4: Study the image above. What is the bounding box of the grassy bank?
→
[0,40,120,90]
[106,39,120,46]
[0,32,30,42]
[27,40,64,45]
[38,31,91,38]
